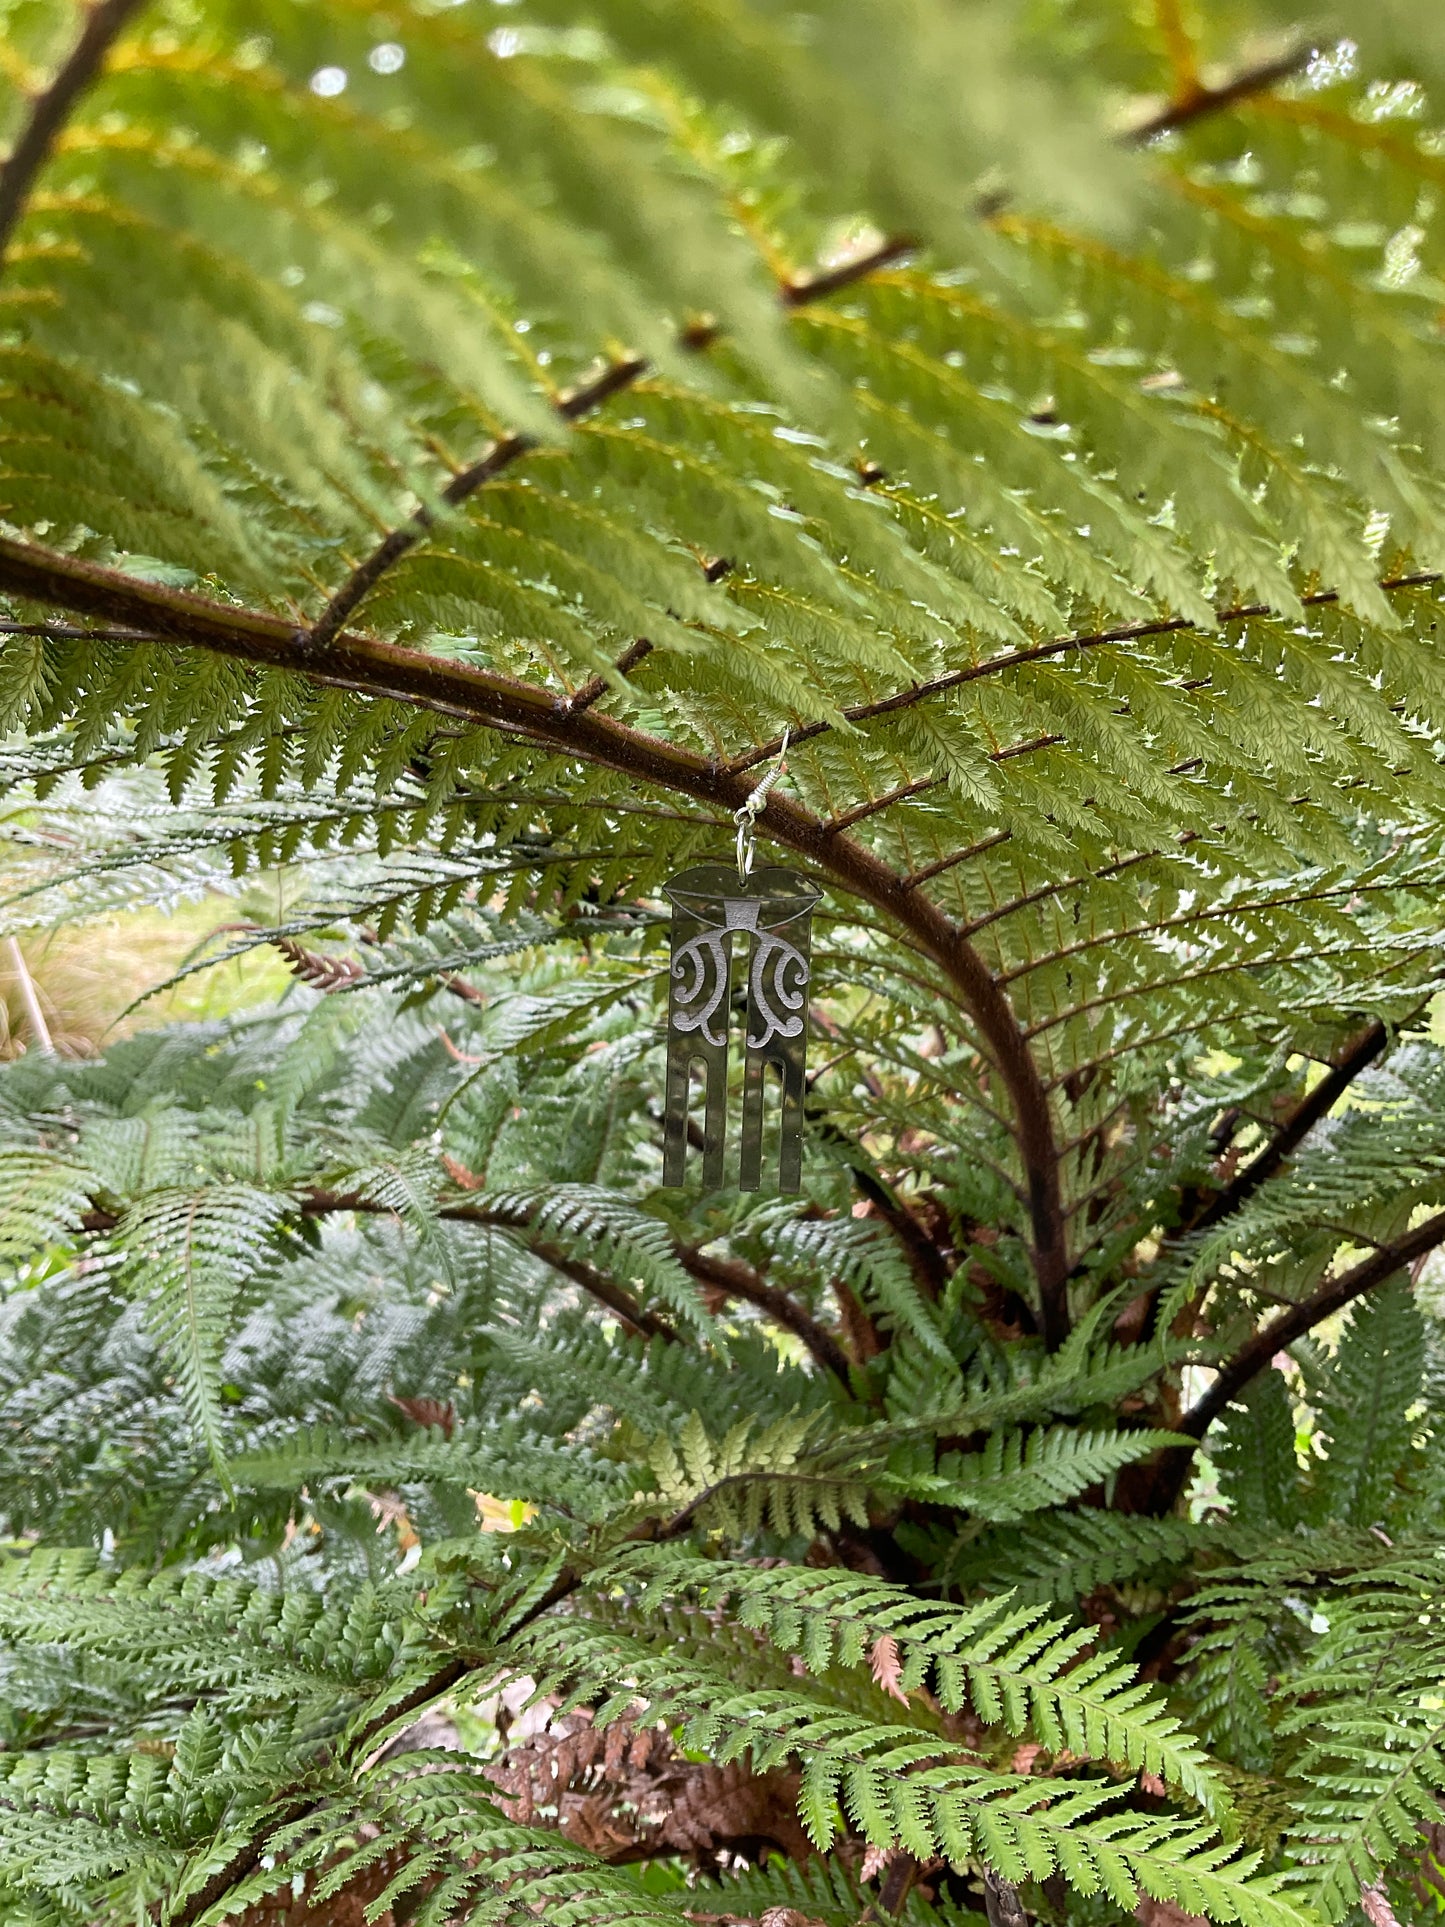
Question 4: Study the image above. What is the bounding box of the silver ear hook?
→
[733,726,790,880]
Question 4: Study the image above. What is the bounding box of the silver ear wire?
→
[732,725,790,881]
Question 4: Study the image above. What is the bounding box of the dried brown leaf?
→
[388,1393,455,1438]
[869,1633,909,1704]
[859,1843,898,1882]
[487,1712,812,1865]
[272,937,365,992]
[1135,1899,1208,1927]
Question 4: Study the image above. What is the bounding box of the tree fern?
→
[8,2,1445,1923]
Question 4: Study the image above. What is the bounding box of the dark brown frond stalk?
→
[780,236,920,306]
[306,356,648,649]
[827,777,940,834]
[299,1184,679,1343]
[1182,1206,1445,1439]
[1190,1017,1389,1232]
[902,830,1012,892]
[678,1244,853,1385]
[983,1870,1030,1927]
[0,0,147,264]
[163,1561,583,1927]
[1133,1205,1445,1515]
[1124,44,1313,143]
[732,573,1444,774]
[565,637,655,714]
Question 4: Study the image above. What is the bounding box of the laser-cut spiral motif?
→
[661,865,820,1193]
[745,923,809,1050]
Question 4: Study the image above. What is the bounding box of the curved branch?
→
[962,844,1181,941]
[0,0,147,264]
[0,533,1070,1345]
[677,1244,853,1384]
[1179,1206,1445,1442]
[733,572,1444,774]
[565,636,654,714]
[307,356,648,648]
[317,1189,679,1342]
[827,775,941,834]
[1190,1018,1389,1234]
[1131,1205,1445,1515]
[82,1184,677,1342]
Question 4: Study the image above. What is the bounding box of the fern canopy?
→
[6,3,1445,1927]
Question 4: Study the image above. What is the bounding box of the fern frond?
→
[8,8,1445,1924]
[0,1148,93,1261]
[232,1419,634,1524]
[113,1185,287,1480]
[900,1425,1190,1523]
[594,1548,1225,1812]
[506,1612,1300,1927]
[1309,1277,1425,1529]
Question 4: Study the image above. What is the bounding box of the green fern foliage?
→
[9,1,1445,1925]
[1309,1279,1425,1529]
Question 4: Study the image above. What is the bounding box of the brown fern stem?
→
[312,1188,677,1340]
[1126,1205,1445,1517]
[731,572,1444,774]
[677,1244,853,1385]
[565,637,655,713]
[1125,44,1313,143]
[998,893,1428,991]
[780,235,920,306]
[307,356,648,648]
[0,532,1071,1346]
[1115,1013,1406,1417]
[903,829,1012,892]
[827,776,940,834]
[1189,1017,1389,1233]
[81,1179,676,1342]
[1187,1209,1445,1436]
[1023,940,1416,1042]
[0,0,148,265]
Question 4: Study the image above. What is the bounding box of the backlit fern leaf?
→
[1309,1278,1425,1529]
